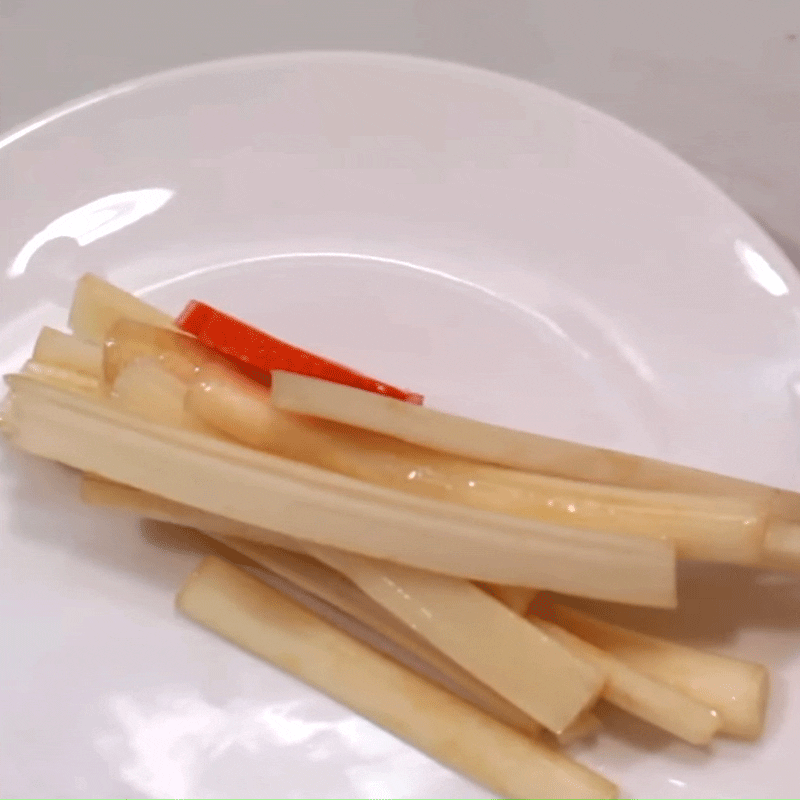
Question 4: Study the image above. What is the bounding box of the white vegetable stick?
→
[529,617,721,745]
[269,370,786,500]
[540,602,769,739]
[32,327,103,378]
[177,556,619,800]
[20,360,101,394]
[80,474,309,555]
[60,275,800,520]
[224,537,544,736]
[58,277,800,569]
[190,364,766,566]
[68,273,175,343]
[270,369,642,482]
[307,547,605,734]
[5,375,676,604]
[79,471,599,734]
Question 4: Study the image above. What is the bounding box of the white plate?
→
[2,51,800,799]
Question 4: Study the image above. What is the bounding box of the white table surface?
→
[2,0,799,269]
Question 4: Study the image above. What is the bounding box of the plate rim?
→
[1,48,798,295]
[2,48,800,800]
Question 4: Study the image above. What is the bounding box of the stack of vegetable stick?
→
[1,273,790,799]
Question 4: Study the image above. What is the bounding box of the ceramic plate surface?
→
[1,52,800,799]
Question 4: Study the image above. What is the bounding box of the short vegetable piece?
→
[194,365,766,566]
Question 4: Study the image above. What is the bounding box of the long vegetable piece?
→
[63,276,800,567]
[176,299,424,404]
[268,368,674,483]
[270,371,800,568]
[81,476,736,747]
[529,617,721,745]
[3,375,676,604]
[267,369,783,499]
[177,556,619,799]
[80,474,608,742]
[535,601,768,739]
[305,547,605,734]
[34,327,781,571]
[79,444,599,734]
[68,273,175,343]
[185,362,766,565]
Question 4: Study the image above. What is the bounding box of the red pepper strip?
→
[176,300,424,404]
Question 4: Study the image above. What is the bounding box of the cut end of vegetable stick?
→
[178,556,619,800]
[763,521,800,569]
[554,710,603,746]
[68,273,175,343]
[536,600,768,740]
[480,584,538,616]
[312,549,605,734]
[187,362,281,449]
[104,318,205,385]
[111,358,191,427]
[32,327,103,378]
[531,614,721,745]
[110,358,222,437]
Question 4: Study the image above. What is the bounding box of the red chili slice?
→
[176,300,424,404]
